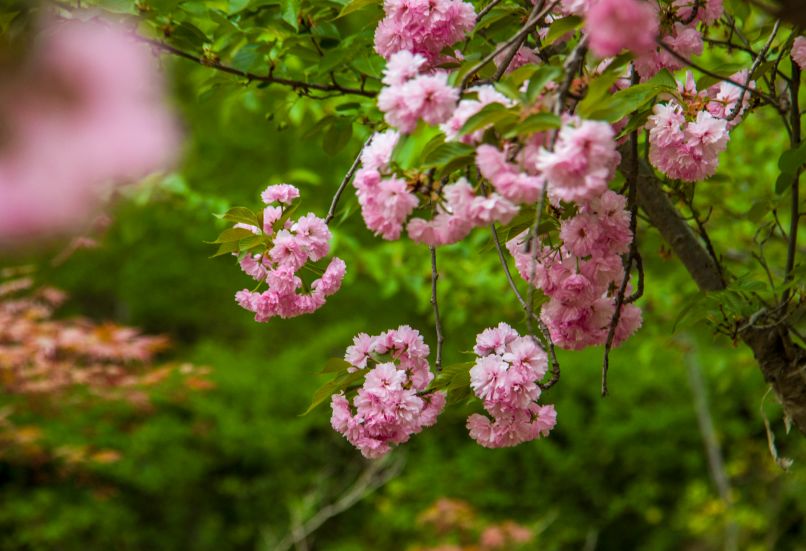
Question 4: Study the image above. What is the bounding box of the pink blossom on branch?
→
[331,326,445,458]
[378,53,459,133]
[585,0,659,58]
[374,0,476,66]
[536,117,621,204]
[466,323,556,448]
[233,186,346,322]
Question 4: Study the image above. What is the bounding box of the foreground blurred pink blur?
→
[0,16,180,246]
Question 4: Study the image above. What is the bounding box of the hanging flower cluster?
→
[206,0,790,458]
[507,190,642,350]
[378,51,460,133]
[232,184,346,322]
[330,326,446,458]
[646,72,751,181]
[374,0,476,65]
[467,323,557,448]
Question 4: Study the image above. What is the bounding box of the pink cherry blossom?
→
[466,324,555,448]
[586,0,659,58]
[374,0,476,66]
[261,184,300,205]
[536,117,620,204]
[330,326,445,458]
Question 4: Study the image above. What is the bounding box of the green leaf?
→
[423,142,475,167]
[231,44,262,73]
[778,142,806,174]
[505,112,561,138]
[525,66,562,104]
[775,171,798,194]
[338,0,379,17]
[301,370,365,416]
[323,120,353,156]
[217,207,259,226]
[459,103,516,135]
[543,16,582,46]
[584,70,677,122]
[240,235,266,251]
[280,0,300,31]
[170,21,209,51]
[209,240,241,258]
[390,123,442,170]
[321,358,353,374]
[576,71,624,118]
[210,227,257,243]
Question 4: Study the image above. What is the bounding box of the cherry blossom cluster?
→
[330,326,445,458]
[378,51,459,133]
[564,0,723,78]
[466,323,557,448]
[234,184,346,322]
[537,116,622,204]
[0,17,179,245]
[584,0,660,59]
[353,126,521,244]
[406,177,520,246]
[507,189,642,350]
[374,0,476,66]
[353,129,419,239]
[646,72,750,181]
[635,0,722,78]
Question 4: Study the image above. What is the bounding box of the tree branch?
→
[429,246,445,372]
[138,37,377,98]
[626,145,806,436]
[326,139,370,225]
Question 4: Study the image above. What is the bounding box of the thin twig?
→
[325,138,370,225]
[682,336,739,551]
[477,0,504,21]
[138,36,376,98]
[602,93,639,397]
[460,0,560,91]
[429,246,445,372]
[492,0,545,81]
[272,457,404,551]
[490,224,560,388]
[726,19,780,122]
[656,39,783,110]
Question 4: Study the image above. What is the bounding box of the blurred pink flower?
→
[0,17,180,245]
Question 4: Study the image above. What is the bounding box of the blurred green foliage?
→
[1,0,805,549]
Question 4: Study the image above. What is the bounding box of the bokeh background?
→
[1,2,806,549]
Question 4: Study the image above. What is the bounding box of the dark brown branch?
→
[429,246,445,372]
[492,0,545,81]
[602,114,640,396]
[629,145,806,436]
[656,39,783,111]
[783,58,801,302]
[460,0,560,90]
[139,36,377,98]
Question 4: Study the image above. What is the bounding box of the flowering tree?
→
[4,0,805,457]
